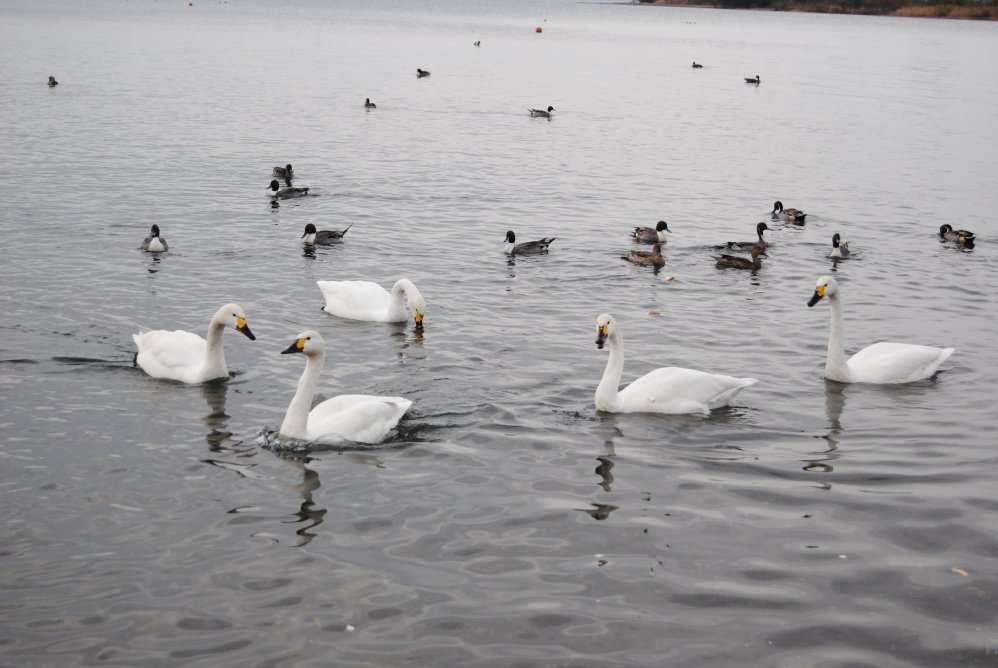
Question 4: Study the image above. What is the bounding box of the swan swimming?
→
[594,313,758,415]
[279,330,412,445]
[807,276,954,384]
[318,279,426,330]
[133,303,256,384]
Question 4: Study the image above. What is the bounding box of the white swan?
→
[280,330,412,445]
[594,313,758,415]
[133,303,256,384]
[807,276,954,384]
[317,279,426,330]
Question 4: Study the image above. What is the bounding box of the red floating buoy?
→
[535,26,542,33]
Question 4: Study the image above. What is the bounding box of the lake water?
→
[2,0,998,665]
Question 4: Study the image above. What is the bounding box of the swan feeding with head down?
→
[593,313,758,415]
[133,303,256,384]
[807,276,954,384]
[279,330,412,445]
[318,279,426,330]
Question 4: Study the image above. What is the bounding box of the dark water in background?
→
[2,0,998,665]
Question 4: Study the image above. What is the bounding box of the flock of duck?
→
[133,168,973,445]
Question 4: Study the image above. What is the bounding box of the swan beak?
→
[414,312,424,331]
[596,325,608,349]
[236,317,256,340]
[807,285,825,307]
[281,338,306,354]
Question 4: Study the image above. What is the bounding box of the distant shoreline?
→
[623,0,998,20]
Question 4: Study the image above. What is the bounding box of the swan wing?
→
[848,342,954,384]
[133,330,207,382]
[307,394,413,444]
[618,367,758,415]
[317,281,393,321]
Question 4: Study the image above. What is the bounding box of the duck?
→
[48,76,59,87]
[692,62,703,68]
[528,106,555,118]
[364,98,376,108]
[807,276,954,384]
[279,330,412,445]
[829,233,850,258]
[318,279,426,330]
[939,224,975,246]
[268,179,309,199]
[713,245,763,270]
[272,164,294,179]
[721,222,770,251]
[745,75,760,84]
[474,40,481,47]
[623,243,665,267]
[772,201,807,224]
[594,313,758,415]
[133,303,256,384]
[302,223,351,245]
[416,68,430,78]
[140,224,169,252]
[632,220,670,244]
[504,230,556,255]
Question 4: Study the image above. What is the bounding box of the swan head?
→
[398,280,426,330]
[213,303,256,340]
[807,276,838,307]
[595,313,614,349]
[773,201,784,214]
[655,220,670,232]
[268,180,281,192]
[504,230,516,243]
[282,330,323,356]
[150,224,161,237]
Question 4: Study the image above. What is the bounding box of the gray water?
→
[2,0,998,665]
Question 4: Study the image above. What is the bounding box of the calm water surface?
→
[2,0,998,665]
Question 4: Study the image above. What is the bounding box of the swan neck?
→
[281,352,324,438]
[595,329,624,411]
[202,319,228,379]
[387,282,408,320]
[825,294,851,381]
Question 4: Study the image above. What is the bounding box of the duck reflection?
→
[578,502,618,521]
[302,244,317,260]
[278,453,327,547]
[595,456,614,492]
[200,380,232,452]
[803,380,845,475]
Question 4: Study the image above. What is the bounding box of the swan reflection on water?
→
[803,380,847,476]
[201,380,232,452]
[276,454,327,547]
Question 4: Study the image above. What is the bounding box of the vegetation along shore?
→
[631,0,998,20]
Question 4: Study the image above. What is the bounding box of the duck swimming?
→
[692,62,703,69]
[594,313,758,415]
[364,98,376,108]
[318,279,426,330]
[504,230,556,255]
[268,179,309,199]
[302,223,352,245]
[722,222,770,251]
[939,224,975,246]
[528,106,555,118]
[632,220,670,244]
[713,245,763,270]
[745,75,760,84]
[133,303,255,384]
[140,224,169,252]
[829,233,850,258]
[772,201,806,224]
[272,164,294,179]
[623,243,665,267]
[807,276,954,384]
[48,76,59,86]
[279,330,412,445]
[417,68,430,78]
